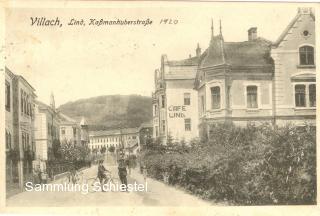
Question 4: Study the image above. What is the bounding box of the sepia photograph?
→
[1,1,318,213]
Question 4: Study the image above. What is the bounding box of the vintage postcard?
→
[0,1,320,215]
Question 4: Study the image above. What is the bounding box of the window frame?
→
[295,84,306,107]
[244,84,260,110]
[184,118,191,131]
[309,84,316,107]
[161,95,165,108]
[299,45,315,66]
[293,82,316,109]
[184,93,191,105]
[210,86,221,109]
[5,81,11,112]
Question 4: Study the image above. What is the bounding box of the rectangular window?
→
[201,95,205,114]
[154,105,158,116]
[184,93,191,105]
[295,85,306,107]
[26,95,30,116]
[161,95,165,108]
[155,126,159,137]
[23,92,27,115]
[211,86,221,109]
[309,84,316,107]
[299,46,314,65]
[61,127,65,135]
[247,86,258,108]
[162,120,165,133]
[5,81,10,112]
[185,118,191,131]
[21,90,24,114]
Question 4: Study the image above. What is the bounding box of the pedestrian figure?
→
[163,170,169,184]
[142,165,147,182]
[118,154,128,191]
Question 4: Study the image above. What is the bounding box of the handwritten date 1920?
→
[159,19,178,25]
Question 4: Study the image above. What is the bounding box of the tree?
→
[52,139,61,159]
[92,148,98,155]
[100,146,107,154]
[108,146,115,153]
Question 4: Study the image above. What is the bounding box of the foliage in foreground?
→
[140,123,316,205]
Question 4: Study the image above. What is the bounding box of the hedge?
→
[140,123,316,205]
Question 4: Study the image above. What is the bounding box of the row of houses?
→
[152,7,316,144]
[88,122,153,155]
[5,67,89,191]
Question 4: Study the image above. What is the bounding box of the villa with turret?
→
[152,7,316,144]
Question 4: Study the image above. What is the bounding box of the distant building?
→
[138,121,153,147]
[271,7,316,126]
[152,52,200,145]
[80,117,89,146]
[34,97,60,162]
[57,113,81,146]
[89,127,140,155]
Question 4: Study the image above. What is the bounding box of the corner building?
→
[152,49,201,144]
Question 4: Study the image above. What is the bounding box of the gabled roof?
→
[273,7,315,47]
[168,56,199,66]
[163,52,206,80]
[5,67,15,79]
[58,112,79,125]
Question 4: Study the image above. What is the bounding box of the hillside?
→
[58,95,152,131]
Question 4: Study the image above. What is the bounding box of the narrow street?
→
[6,161,212,207]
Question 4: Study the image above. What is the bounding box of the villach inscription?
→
[168,105,186,118]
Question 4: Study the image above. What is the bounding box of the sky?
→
[5,2,304,106]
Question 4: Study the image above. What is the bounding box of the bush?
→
[140,123,316,205]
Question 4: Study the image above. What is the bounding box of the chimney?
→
[248,27,257,41]
[196,43,201,57]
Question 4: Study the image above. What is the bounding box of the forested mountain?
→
[58,95,152,131]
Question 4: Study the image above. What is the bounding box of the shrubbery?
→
[140,123,316,205]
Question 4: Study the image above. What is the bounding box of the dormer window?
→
[299,46,314,65]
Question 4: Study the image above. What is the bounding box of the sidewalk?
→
[128,168,212,206]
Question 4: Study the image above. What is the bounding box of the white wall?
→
[166,88,199,142]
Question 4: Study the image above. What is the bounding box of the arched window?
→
[299,46,314,65]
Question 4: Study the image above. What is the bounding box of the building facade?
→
[271,7,316,126]
[58,113,81,146]
[80,117,89,146]
[34,97,60,162]
[152,52,200,145]
[194,24,274,128]
[5,67,37,189]
[138,122,153,147]
[152,7,316,142]
[89,127,140,154]
[5,68,17,185]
